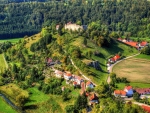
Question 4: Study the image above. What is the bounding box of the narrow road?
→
[107,53,140,84]
[64,50,97,86]
[69,56,97,86]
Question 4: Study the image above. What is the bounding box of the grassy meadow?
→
[113,56,150,83]
[0,97,17,113]
[72,37,138,84]
[0,54,7,73]
[0,38,22,44]
[116,83,150,89]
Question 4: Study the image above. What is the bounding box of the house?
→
[64,72,72,80]
[73,81,78,86]
[72,75,84,85]
[142,105,150,113]
[54,70,63,78]
[86,81,94,88]
[109,54,120,63]
[135,88,150,95]
[65,22,84,31]
[139,41,148,49]
[56,25,60,30]
[89,93,99,105]
[80,82,85,95]
[45,58,55,66]
[124,86,134,97]
[114,90,127,97]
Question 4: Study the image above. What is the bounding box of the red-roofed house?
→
[124,86,133,97]
[86,81,94,88]
[109,54,120,63]
[89,93,98,105]
[142,105,150,113]
[64,72,72,80]
[114,90,127,97]
[72,75,84,85]
[135,88,150,95]
[139,41,148,49]
[46,58,55,66]
[54,70,63,78]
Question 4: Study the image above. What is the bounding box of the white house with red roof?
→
[114,90,127,97]
[109,54,120,63]
[89,93,99,105]
[54,70,63,78]
[64,72,72,80]
[124,86,134,97]
[72,75,84,85]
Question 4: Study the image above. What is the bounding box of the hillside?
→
[1,24,149,112]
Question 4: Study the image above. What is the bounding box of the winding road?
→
[107,53,140,84]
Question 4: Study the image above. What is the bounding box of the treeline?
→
[0,0,150,38]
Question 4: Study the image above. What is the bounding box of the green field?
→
[116,83,150,89]
[0,97,17,113]
[25,88,50,106]
[135,54,150,60]
[0,38,22,44]
[0,54,7,73]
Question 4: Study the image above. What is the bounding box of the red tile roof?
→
[118,38,122,41]
[142,105,150,113]
[124,86,132,91]
[73,81,77,85]
[114,90,126,96]
[140,41,147,46]
[135,88,150,95]
[114,54,120,61]
[125,42,138,48]
[86,81,93,86]
[64,72,72,76]
[74,75,83,81]
[90,93,98,100]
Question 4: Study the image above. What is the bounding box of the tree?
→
[65,105,75,113]
[83,37,87,46]
[133,92,140,101]
[74,93,87,110]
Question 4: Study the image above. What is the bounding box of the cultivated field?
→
[113,57,150,83]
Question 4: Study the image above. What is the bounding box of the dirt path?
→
[2,54,8,69]
[69,56,97,86]
[107,53,140,84]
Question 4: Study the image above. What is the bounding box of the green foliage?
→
[74,93,87,110]
[141,46,150,55]
[133,92,140,101]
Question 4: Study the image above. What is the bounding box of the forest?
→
[0,0,150,39]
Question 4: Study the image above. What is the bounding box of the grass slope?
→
[135,54,150,60]
[0,38,22,44]
[25,88,49,106]
[113,57,150,83]
[116,83,150,89]
[0,54,7,73]
[72,37,138,84]
[0,97,17,113]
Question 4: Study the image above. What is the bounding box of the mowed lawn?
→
[0,97,17,113]
[113,57,150,83]
[0,54,7,73]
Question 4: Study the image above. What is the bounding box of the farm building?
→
[114,90,127,97]
[135,88,150,95]
[109,54,120,63]
[124,86,134,97]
